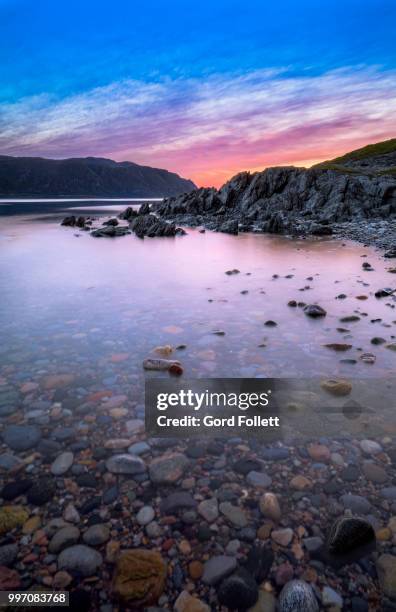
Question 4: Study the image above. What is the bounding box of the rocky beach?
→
[1,140,396,611]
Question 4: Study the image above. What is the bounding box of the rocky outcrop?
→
[157,164,396,239]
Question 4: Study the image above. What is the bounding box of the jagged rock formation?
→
[157,139,396,240]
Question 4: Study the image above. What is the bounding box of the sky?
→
[0,0,396,187]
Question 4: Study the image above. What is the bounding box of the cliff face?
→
[0,156,196,197]
[157,141,396,236]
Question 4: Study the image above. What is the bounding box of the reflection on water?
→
[1,203,396,391]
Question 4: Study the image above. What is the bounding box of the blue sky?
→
[1,0,395,185]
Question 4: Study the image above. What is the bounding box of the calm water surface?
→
[1,202,396,394]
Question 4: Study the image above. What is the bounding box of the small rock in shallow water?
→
[82,524,110,546]
[58,544,103,577]
[304,304,327,318]
[376,554,396,600]
[320,378,352,396]
[360,352,376,364]
[174,591,210,612]
[143,358,181,371]
[360,439,382,455]
[106,454,146,475]
[50,452,74,476]
[149,453,189,484]
[198,498,219,523]
[136,506,155,526]
[27,477,56,506]
[259,492,281,522]
[112,549,167,607]
[49,526,80,554]
[279,580,319,612]
[202,555,237,585]
[219,502,248,527]
[218,569,258,609]
[2,425,41,451]
[327,517,375,555]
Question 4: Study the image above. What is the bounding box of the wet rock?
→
[360,439,382,455]
[50,452,74,476]
[376,554,396,600]
[198,498,219,523]
[304,304,327,318]
[233,458,261,475]
[322,586,343,608]
[360,352,376,364]
[246,471,272,487]
[63,503,80,524]
[49,526,80,554]
[102,218,119,226]
[136,506,155,526]
[323,343,352,351]
[83,524,110,546]
[58,544,103,577]
[0,567,21,589]
[219,502,248,527]
[259,492,281,522]
[149,453,189,484]
[218,569,259,609]
[106,454,146,475]
[128,441,150,455]
[27,477,56,506]
[327,517,375,555]
[279,580,319,612]
[218,219,239,234]
[112,549,167,606]
[1,479,32,501]
[320,378,352,396]
[290,475,313,490]
[248,591,276,612]
[2,425,41,451]
[91,225,131,237]
[362,462,387,483]
[143,357,182,371]
[0,454,22,471]
[0,543,18,566]
[307,444,331,462]
[375,288,394,298]
[341,494,371,514]
[272,528,293,546]
[174,591,210,612]
[160,492,197,514]
[202,555,237,585]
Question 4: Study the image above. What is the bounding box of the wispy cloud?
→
[1,66,395,186]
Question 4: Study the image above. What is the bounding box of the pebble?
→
[360,439,382,455]
[149,453,189,484]
[2,425,41,451]
[136,506,155,526]
[58,544,103,577]
[174,591,210,612]
[219,502,248,527]
[279,580,319,612]
[271,528,293,546]
[50,452,74,476]
[202,555,237,585]
[246,471,272,487]
[198,498,219,523]
[48,526,80,554]
[322,586,343,608]
[83,524,110,546]
[259,492,281,522]
[327,517,375,555]
[106,454,146,475]
[218,569,259,609]
[376,554,396,600]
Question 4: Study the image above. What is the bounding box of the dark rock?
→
[233,458,261,475]
[91,225,130,237]
[160,492,197,514]
[218,569,259,609]
[27,477,56,506]
[1,479,32,501]
[304,304,327,318]
[102,218,119,226]
[327,517,376,555]
[2,425,41,451]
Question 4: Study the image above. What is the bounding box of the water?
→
[1,202,396,390]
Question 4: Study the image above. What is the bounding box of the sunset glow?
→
[1,1,395,187]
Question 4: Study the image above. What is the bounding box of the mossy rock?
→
[113,549,167,607]
[0,506,29,535]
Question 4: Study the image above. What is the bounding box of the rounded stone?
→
[106,454,146,475]
[327,517,375,555]
[279,580,319,612]
[259,492,281,522]
[2,425,41,451]
[50,452,74,476]
[48,526,80,554]
[136,506,155,526]
[218,569,258,609]
[321,379,352,396]
[58,544,103,577]
[83,524,110,546]
[112,549,167,607]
